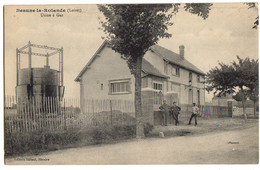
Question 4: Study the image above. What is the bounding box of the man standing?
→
[159,100,170,126]
[188,103,199,126]
[171,102,181,126]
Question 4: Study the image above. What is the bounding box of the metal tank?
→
[16,66,64,98]
[16,42,64,112]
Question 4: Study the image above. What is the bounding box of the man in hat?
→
[170,102,181,126]
[159,100,170,126]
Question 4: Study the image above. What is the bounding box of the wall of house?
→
[80,46,135,102]
[144,50,165,73]
[79,46,205,113]
[144,50,205,105]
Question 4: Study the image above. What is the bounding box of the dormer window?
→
[171,65,180,77]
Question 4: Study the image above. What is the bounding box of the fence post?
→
[64,98,67,130]
[35,96,38,130]
[32,96,36,131]
[47,97,51,131]
[54,97,57,129]
[110,100,113,125]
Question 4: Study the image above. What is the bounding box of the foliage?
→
[143,123,154,136]
[248,86,259,103]
[245,2,258,29]
[184,3,212,19]
[206,56,258,120]
[98,4,212,74]
[4,129,80,156]
[91,124,136,144]
[232,56,258,89]
[5,124,137,157]
[206,56,258,97]
[247,85,259,117]
[206,62,236,96]
[232,89,247,102]
[98,4,174,74]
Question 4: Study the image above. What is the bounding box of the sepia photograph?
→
[3,1,259,165]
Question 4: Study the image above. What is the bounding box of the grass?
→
[4,123,153,157]
[6,117,256,157]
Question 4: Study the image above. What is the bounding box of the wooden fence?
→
[4,96,135,133]
[80,99,135,127]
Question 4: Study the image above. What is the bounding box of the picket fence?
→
[4,96,136,133]
[4,95,238,133]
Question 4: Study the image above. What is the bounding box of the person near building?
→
[170,102,181,126]
[188,103,199,126]
[159,100,170,126]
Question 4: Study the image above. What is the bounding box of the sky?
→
[4,3,258,102]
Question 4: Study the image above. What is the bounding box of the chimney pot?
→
[179,45,185,59]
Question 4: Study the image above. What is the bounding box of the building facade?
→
[75,41,206,114]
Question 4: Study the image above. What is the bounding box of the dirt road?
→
[5,122,258,165]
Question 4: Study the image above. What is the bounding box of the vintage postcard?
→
[3,3,259,165]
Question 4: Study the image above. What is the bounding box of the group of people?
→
[159,100,199,126]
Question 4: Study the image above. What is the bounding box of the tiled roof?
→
[150,45,205,75]
[75,41,205,82]
[142,58,168,79]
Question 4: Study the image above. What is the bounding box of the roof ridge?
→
[151,44,180,57]
[150,44,205,75]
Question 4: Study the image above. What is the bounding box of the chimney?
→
[179,45,185,59]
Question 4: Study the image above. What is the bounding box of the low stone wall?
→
[153,105,230,126]
[233,107,258,117]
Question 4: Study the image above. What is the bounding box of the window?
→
[171,66,180,76]
[197,75,200,83]
[153,82,163,104]
[153,82,163,91]
[189,72,192,83]
[101,83,103,90]
[109,79,131,94]
[188,89,193,104]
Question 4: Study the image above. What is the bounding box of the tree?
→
[98,3,212,138]
[233,88,259,118]
[232,89,247,103]
[245,58,259,117]
[245,2,258,29]
[247,86,259,117]
[206,56,259,121]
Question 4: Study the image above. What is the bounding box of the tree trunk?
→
[241,89,247,121]
[253,100,256,118]
[135,56,145,138]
